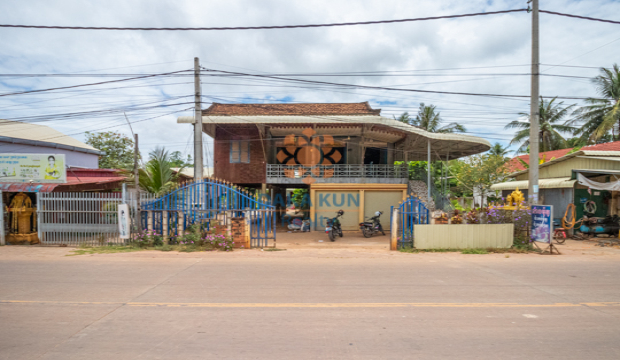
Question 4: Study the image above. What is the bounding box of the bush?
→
[131,230,163,248]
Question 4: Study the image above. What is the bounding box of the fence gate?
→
[38,192,130,246]
[140,179,276,248]
[392,195,429,249]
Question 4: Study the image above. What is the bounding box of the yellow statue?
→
[6,192,39,245]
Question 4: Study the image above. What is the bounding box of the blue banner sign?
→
[531,205,553,243]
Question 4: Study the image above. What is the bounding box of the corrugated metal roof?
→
[0,120,100,154]
[491,177,576,191]
[509,150,620,178]
[178,114,491,160]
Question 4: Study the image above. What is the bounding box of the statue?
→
[6,192,39,245]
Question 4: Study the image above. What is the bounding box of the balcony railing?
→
[266,164,408,181]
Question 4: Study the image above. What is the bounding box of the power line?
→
[540,10,620,25]
[0,70,192,97]
[0,9,528,31]
[203,68,598,100]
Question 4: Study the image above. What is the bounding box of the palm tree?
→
[395,103,466,133]
[488,142,510,157]
[138,147,185,195]
[505,97,576,153]
[410,103,466,133]
[569,64,620,142]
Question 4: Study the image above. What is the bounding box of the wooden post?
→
[310,188,316,231]
[390,207,398,251]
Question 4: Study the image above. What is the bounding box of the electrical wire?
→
[0,9,528,31]
[540,10,620,25]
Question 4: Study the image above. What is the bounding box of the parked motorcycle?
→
[325,210,344,241]
[360,211,385,238]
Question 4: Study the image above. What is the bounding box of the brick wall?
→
[213,126,266,185]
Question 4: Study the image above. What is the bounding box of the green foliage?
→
[291,188,309,208]
[488,143,510,157]
[505,97,576,153]
[131,230,163,248]
[396,103,466,133]
[169,151,192,167]
[139,147,184,195]
[461,248,489,254]
[452,154,510,199]
[85,131,135,169]
[570,64,620,142]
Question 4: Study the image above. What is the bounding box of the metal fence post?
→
[36,193,41,243]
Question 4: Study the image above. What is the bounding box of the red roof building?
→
[504,148,574,173]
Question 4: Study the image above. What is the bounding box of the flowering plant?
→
[131,230,163,247]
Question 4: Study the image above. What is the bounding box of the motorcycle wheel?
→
[554,237,566,244]
[338,229,343,237]
[363,227,372,238]
[329,229,336,242]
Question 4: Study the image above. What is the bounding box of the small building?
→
[178,102,490,230]
[0,119,101,168]
[492,141,620,219]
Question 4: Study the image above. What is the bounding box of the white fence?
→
[37,190,139,246]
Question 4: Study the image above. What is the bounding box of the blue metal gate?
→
[140,179,275,248]
[392,195,429,249]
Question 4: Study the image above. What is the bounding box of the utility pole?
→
[134,133,139,194]
[528,0,540,205]
[193,57,204,180]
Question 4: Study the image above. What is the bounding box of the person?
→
[44,156,61,180]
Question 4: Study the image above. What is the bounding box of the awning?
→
[577,173,620,191]
[491,177,576,191]
[0,176,125,193]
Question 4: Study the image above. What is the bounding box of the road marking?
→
[1,300,620,308]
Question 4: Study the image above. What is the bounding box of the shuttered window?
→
[230,141,250,163]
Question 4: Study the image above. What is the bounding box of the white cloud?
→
[0,0,618,159]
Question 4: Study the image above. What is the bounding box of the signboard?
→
[531,205,553,243]
[117,204,130,239]
[0,154,67,183]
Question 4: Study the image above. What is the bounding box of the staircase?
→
[408,180,436,211]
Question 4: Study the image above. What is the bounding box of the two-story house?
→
[178,102,490,230]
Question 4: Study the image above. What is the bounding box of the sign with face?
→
[0,154,67,183]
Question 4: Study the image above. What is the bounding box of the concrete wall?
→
[0,142,98,168]
[414,224,514,249]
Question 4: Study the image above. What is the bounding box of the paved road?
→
[1,246,619,359]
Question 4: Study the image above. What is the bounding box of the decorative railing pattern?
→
[267,164,408,180]
[392,195,429,249]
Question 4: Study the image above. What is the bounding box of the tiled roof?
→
[505,148,574,173]
[202,102,381,116]
[580,141,620,152]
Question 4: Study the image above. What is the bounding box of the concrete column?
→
[177,212,184,237]
[147,211,153,233]
[390,207,398,251]
[162,211,169,244]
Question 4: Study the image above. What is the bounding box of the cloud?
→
[0,0,618,159]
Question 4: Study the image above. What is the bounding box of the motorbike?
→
[360,211,385,238]
[325,210,344,241]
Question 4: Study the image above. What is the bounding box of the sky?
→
[0,0,619,165]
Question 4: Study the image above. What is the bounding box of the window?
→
[230,141,250,163]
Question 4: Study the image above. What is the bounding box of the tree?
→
[488,143,510,157]
[169,151,192,167]
[453,154,511,206]
[396,103,466,133]
[85,131,134,169]
[139,147,184,195]
[505,97,576,153]
[570,64,620,142]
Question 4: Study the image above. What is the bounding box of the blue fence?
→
[140,179,276,247]
[392,195,429,249]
